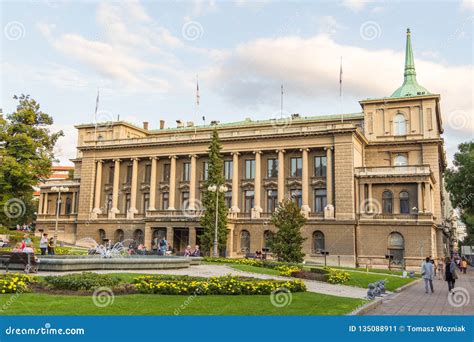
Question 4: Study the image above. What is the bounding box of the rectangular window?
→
[162,192,169,210]
[144,164,151,183]
[181,191,189,209]
[245,159,255,179]
[163,164,171,182]
[125,193,131,212]
[290,189,302,208]
[143,193,150,212]
[290,157,302,177]
[314,189,327,213]
[183,162,191,181]
[267,189,278,212]
[65,197,72,215]
[267,159,278,178]
[108,167,114,184]
[314,156,327,177]
[224,191,232,208]
[203,162,209,180]
[126,165,133,184]
[244,190,254,213]
[224,160,233,180]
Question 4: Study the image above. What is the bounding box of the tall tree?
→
[268,199,307,263]
[199,128,228,255]
[0,95,63,227]
[445,141,474,246]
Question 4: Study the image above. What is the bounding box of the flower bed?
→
[0,273,35,294]
[324,267,351,284]
[44,272,120,291]
[134,275,306,295]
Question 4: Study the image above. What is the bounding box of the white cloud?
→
[341,0,373,11]
[317,16,347,35]
[461,0,474,10]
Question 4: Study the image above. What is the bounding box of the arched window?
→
[114,229,124,243]
[312,231,325,253]
[382,190,393,214]
[240,230,250,253]
[394,114,407,136]
[133,229,144,244]
[388,232,405,266]
[399,191,410,214]
[263,230,274,250]
[98,229,106,243]
[394,155,408,166]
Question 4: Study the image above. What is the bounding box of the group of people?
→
[11,233,54,255]
[183,245,201,257]
[421,255,469,294]
[15,224,34,232]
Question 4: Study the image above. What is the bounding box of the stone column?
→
[359,183,365,214]
[189,226,196,246]
[71,191,77,214]
[417,182,423,213]
[277,149,285,203]
[128,158,139,219]
[92,160,103,218]
[144,226,152,250]
[253,151,262,217]
[367,183,373,213]
[38,193,44,215]
[231,152,240,213]
[325,147,333,206]
[189,155,197,210]
[43,193,49,214]
[166,226,174,245]
[110,159,121,218]
[424,182,432,213]
[168,156,177,210]
[301,148,311,215]
[148,157,158,211]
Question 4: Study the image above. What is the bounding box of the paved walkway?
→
[38,264,368,299]
[365,268,474,315]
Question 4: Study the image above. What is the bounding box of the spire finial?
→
[404,27,416,80]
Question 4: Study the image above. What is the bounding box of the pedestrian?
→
[421,257,434,294]
[461,257,468,274]
[444,256,458,294]
[39,233,48,255]
[184,245,192,257]
[159,237,167,256]
[437,257,444,280]
[47,238,55,255]
[191,245,200,257]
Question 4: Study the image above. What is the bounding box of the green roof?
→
[390,28,431,98]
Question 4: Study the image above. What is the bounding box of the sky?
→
[1,0,473,165]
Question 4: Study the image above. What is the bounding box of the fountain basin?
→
[3,256,202,272]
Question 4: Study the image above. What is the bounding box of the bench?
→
[0,252,39,273]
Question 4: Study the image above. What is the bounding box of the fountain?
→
[31,237,202,272]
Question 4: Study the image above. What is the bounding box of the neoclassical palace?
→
[36,30,453,268]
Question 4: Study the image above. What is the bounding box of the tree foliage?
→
[268,199,307,263]
[445,141,474,246]
[199,128,228,255]
[0,95,63,226]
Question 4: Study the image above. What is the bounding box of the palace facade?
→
[36,30,454,269]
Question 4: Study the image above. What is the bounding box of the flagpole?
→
[340,57,343,123]
[280,84,284,117]
[195,75,199,135]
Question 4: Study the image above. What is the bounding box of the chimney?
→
[159,120,165,129]
[143,121,149,130]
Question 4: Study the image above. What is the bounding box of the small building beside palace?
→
[36,29,454,269]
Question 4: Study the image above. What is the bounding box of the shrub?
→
[44,272,120,290]
[324,267,351,284]
[0,273,35,293]
[134,275,306,295]
[202,257,262,267]
[275,265,302,277]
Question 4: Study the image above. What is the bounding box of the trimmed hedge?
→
[134,275,306,295]
[44,272,120,290]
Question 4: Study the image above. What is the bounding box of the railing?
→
[308,212,324,218]
[36,214,77,221]
[355,165,431,177]
[359,213,433,220]
[146,210,204,217]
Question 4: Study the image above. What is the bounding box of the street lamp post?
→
[51,186,69,245]
[208,184,228,257]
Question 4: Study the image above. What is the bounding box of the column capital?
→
[169,155,178,160]
[131,157,140,161]
[189,154,198,159]
[113,158,121,163]
[323,146,334,151]
[231,152,240,156]
[149,156,159,161]
[300,148,310,152]
[276,149,286,153]
[253,150,262,155]
[96,159,104,164]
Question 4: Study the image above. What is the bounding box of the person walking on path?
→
[437,257,444,280]
[47,237,55,255]
[39,233,48,255]
[421,257,434,294]
[461,257,468,274]
[444,256,458,294]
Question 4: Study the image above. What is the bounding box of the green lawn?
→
[229,264,281,276]
[0,292,365,315]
